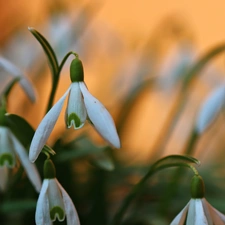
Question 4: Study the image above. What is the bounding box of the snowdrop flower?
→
[0,56,36,102]
[0,108,41,192]
[158,43,195,89]
[196,84,225,134]
[170,175,225,224]
[29,56,120,162]
[36,159,80,225]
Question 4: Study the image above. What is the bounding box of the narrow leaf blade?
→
[5,113,35,148]
[28,27,59,77]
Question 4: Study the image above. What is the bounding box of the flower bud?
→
[70,56,84,82]
[191,175,205,198]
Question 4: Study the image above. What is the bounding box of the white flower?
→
[0,126,41,192]
[0,56,36,102]
[36,159,80,225]
[195,84,225,134]
[29,57,120,162]
[158,43,195,89]
[170,198,225,225]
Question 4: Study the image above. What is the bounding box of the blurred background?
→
[1,0,225,224]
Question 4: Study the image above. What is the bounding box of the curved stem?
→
[45,51,78,114]
[110,162,198,225]
[58,51,77,75]
[158,128,199,215]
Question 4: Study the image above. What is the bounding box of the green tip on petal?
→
[191,175,205,198]
[70,57,84,82]
[44,159,56,179]
[0,153,15,167]
[67,113,81,129]
[50,206,65,222]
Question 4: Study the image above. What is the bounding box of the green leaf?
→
[28,27,59,78]
[5,113,35,147]
[0,199,36,213]
[55,135,107,162]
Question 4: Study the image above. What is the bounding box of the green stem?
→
[45,51,78,114]
[158,128,199,215]
[110,162,198,225]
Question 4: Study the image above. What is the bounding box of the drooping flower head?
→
[170,175,225,224]
[0,107,41,192]
[0,56,36,102]
[29,55,120,162]
[36,159,80,225]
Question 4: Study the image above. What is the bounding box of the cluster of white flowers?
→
[0,57,41,192]
[0,55,121,225]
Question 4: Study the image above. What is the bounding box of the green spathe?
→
[44,159,56,179]
[191,175,205,198]
[70,57,84,82]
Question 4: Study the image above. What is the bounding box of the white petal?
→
[201,198,213,224]
[79,82,120,148]
[57,179,80,225]
[19,77,36,103]
[47,179,65,222]
[170,201,189,225]
[212,208,225,223]
[0,126,16,167]
[36,180,52,225]
[196,85,225,134]
[0,57,36,102]
[10,130,42,193]
[158,44,195,88]
[66,82,87,129]
[203,199,225,224]
[186,199,210,225]
[29,87,71,162]
[0,166,8,191]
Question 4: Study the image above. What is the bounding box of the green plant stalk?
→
[158,128,199,215]
[45,51,77,114]
[110,161,198,225]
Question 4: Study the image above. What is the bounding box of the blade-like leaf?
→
[28,27,59,78]
[0,199,36,213]
[5,113,35,148]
